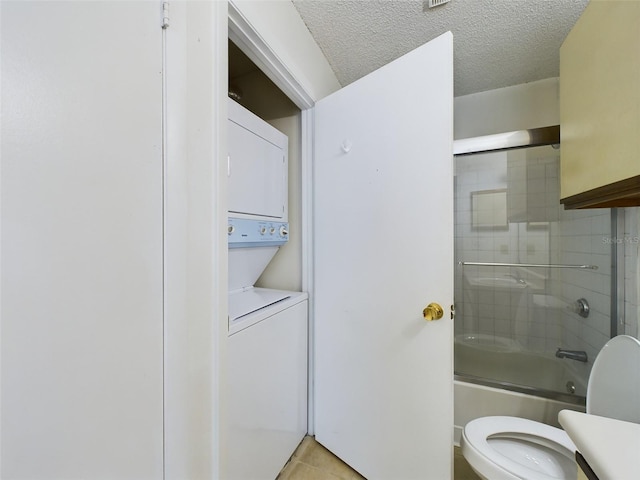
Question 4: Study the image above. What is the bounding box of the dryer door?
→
[228,99,288,220]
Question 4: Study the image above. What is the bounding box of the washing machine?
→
[226,99,308,479]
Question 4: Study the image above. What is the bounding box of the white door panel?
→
[314,32,454,479]
[1,2,163,478]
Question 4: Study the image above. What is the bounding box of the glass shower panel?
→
[454,145,612,400]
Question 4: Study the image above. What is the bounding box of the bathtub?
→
[453,334,587,445]
[455,334,588,396]
[453,380,585,445]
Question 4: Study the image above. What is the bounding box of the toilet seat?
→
[461,416,577,480]
[462,336,640,479]
[587,335,640,422]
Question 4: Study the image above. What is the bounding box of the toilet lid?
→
[463,416,577,480]
[587,335,640,422]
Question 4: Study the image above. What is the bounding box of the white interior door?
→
[314,32,454,479]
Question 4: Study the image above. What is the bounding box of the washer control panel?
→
[228,218,289,248]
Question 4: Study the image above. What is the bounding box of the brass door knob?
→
[423,303,444,321]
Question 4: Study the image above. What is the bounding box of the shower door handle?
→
[423,303,444,321]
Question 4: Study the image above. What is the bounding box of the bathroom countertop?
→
[559,410,640,480]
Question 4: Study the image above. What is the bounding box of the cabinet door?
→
[1,2,163,478]
[560,0,640,208]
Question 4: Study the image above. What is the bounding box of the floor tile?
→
[278,437,480,480]
[279,436,365,480]
[292,437,365,480]
[279,460,343,480]
[454,446,481,480]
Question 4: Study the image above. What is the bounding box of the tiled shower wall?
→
[551,208,611,376]
[552,206,639,372]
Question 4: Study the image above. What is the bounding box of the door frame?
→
[163,2,230,479]
[227,0,320,433]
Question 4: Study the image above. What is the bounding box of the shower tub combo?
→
[452,128,615,442]
[453,334,587,444]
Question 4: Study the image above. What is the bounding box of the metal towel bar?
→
[458,261,598,270]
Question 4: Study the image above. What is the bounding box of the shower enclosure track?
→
[454,373,586,405]
[459,261,598,270]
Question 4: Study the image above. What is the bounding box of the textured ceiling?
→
[292,0,589,97]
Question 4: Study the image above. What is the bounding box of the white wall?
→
[230,0,340,104]
[454,77,559,139]
[256,113,304,291]
[1,2,231,478]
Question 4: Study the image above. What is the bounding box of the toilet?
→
[461,335,640,480]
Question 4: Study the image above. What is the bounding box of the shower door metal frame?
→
[612,209,625,337]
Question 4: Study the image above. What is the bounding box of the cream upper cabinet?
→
[560,0,640,209]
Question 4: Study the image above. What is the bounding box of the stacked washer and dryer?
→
[226,99,309,479]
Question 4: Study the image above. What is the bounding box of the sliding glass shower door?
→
[454,143,613,401]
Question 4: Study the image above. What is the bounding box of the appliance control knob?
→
[279,226,289,236]
[260,226,267,235]
[228,225,235,234]
[270,227,276,234]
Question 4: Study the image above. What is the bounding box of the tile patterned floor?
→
[277,436,480,480]
[454,446,482,480]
